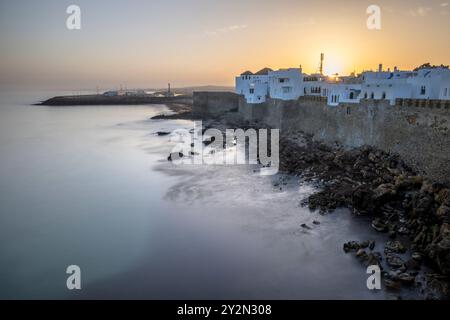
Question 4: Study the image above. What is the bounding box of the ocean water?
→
[0,91,418,299]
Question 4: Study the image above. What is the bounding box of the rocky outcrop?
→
[279,133,450,297]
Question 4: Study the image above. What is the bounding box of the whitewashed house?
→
[407,66,450,100]
[358,66,414,105]
[326,83,362,106]
[235,63,450,105]
[235,68,272,103]
[268,68,304,100]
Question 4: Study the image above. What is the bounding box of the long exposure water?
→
[0,91,417,299]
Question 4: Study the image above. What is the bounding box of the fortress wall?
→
[194,92,450,181]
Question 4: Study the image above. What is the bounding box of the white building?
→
[326,83,362,106]
[268,68,304,100]
[407,66,450,101]
[236,63,450,105]
[235,68,272,103]
[302,74,328,97]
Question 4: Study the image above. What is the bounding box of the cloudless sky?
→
[0,0,449,90]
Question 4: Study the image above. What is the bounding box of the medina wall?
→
[192,91,239,116]
[195,91,450,181]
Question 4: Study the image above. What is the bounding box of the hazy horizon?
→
[1,0,449,91]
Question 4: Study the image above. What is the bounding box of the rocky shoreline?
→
[279,133,450,299]
[156,104,450,299]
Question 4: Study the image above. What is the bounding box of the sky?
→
[0,0,449,90]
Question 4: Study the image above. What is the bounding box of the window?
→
[420,86,426,95]
[282,87,292,94]
[279,78,285,83]
[349,92,354,99]
[364,92,368,99]
[249,88,254,94]
[370,92,374,99]
[382,92,386,99]
[445,88,448,96]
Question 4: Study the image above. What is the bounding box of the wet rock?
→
[387,254,406,269]
[385,240,407,254]
[395,175,423,191]
[352,185,374,213]
[167,152,183,161]
[356,249,367,258]
[372,218,388,232]
[312,220,320,225]
[344,241,358,253]
[156,131,170,136]
[385,279,401,290]
[406,258,421,270]
[427,223,450,275]
[373,183,396,204]
[436,189,450,206]
[369,240,376,250]
[412,193,434,216]
[412,252,423,261]
[397,273,416,284]
[301,223,312,230]
[366,251,383,267]
[436,205,450,221]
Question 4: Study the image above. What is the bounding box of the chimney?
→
[394,66,398,72]
[378,64,383,72]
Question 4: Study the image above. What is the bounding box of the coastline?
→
[158,103,450,299]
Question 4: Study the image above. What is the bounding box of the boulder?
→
[384,240,407,254]
[373,183,397,204]
[372,218,388,232]
[387,254,406,269]
[436,189,450,207]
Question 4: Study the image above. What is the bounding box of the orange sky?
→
[0,0,449,90]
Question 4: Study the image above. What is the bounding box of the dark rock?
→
[373,183,396,204]
[385,240,407,254]
[387,254,406,269]
[312,220,320,225]
[372,218,388,232]
[343,241,362,253]
[301,223,311,230]
[156,131,170,136]
[397,273,416,284]
[427,223,450,275]
[385,279,401,290]
[436,189,450,206]
[167,152,184,161]
[366,251,383,267]
[406,258,421,270]
[369,240,376,250]
[356,249,367,258]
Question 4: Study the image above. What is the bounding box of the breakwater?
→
[193,92,450,181]
[38,94,193,106]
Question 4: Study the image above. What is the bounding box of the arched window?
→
[370,92,374,99]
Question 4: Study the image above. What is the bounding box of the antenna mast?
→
[319,53,324,75]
